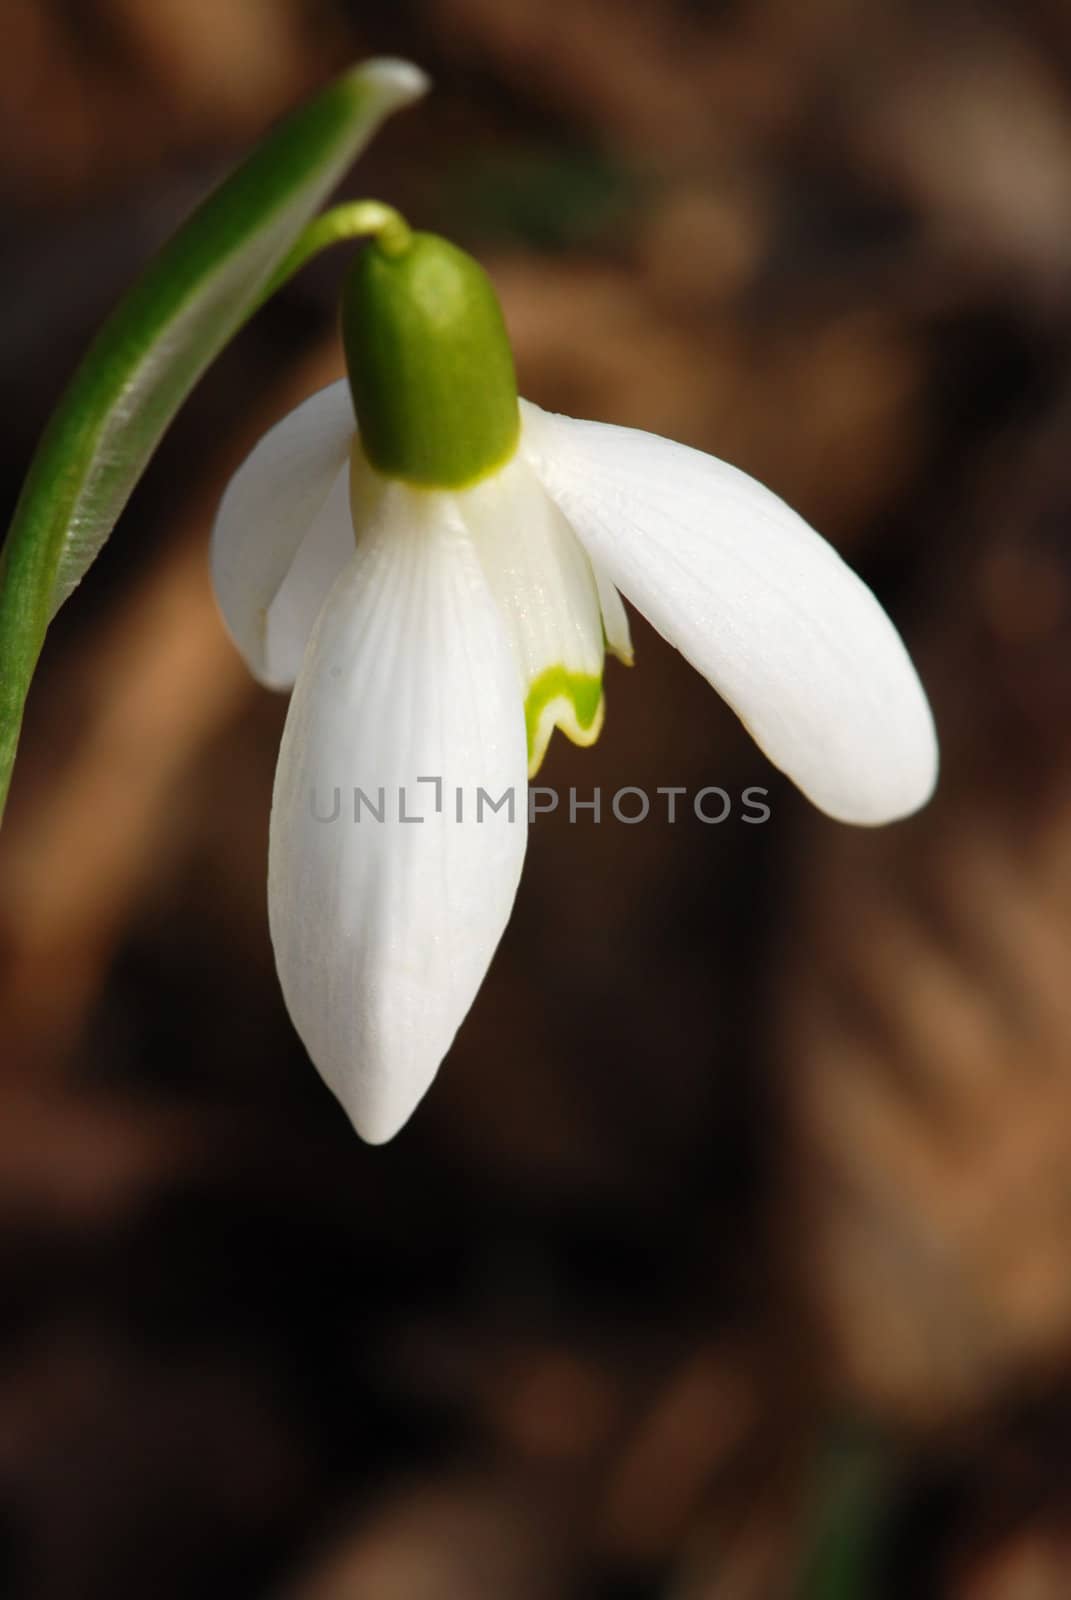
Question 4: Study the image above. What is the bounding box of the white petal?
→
[520,401,937,825]
[593,566,634,665]
[211,380,355,687]
[268,484,529,1144]
[263,464,353,688]
[455,451,606,773]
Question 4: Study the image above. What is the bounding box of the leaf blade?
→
[0,57,426,817]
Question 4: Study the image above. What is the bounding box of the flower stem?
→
[255,200,412,306]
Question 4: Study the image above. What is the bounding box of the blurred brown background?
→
[3,1,1071,1595]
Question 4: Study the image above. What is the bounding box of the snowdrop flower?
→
[212,218,937,1143]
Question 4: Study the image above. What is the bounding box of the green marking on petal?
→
[525,667,604,777]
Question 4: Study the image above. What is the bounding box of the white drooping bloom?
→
[212,377,937,1143]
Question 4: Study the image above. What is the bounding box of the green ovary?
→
[524,668,604,777]
[341,231,520,488]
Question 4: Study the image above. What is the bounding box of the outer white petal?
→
[268,486,529,1144]
[263,463,353,688]
[520,401,937,825]
[211,380,355,687]
[455,451,606,773]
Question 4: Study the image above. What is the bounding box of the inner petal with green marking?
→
[336,225,627,778]
[456,448,608,775]
[347,423,619,778]
[523,667,604,775]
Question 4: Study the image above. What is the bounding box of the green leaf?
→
[0,56,426,820]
